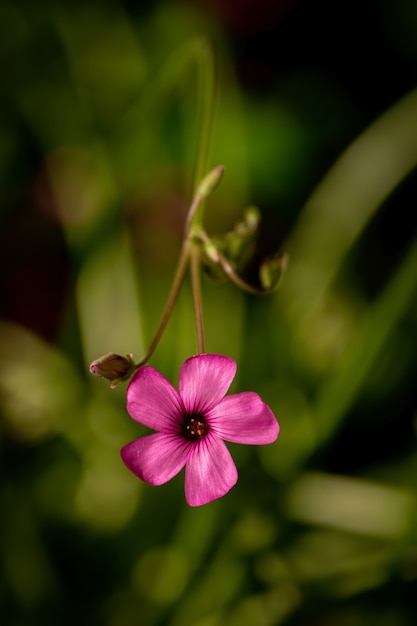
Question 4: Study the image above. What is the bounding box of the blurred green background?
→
[1,0,417,625]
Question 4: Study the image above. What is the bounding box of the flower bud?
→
[234,206,260,237]
[259,252,289,291]
[196,165,224,198]
[89,352,135,388]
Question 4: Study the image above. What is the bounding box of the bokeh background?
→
[1,1,417,625]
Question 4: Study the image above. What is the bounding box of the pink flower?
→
[121,354,279,506]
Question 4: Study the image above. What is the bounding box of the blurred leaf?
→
[286,472,414,539]
[283,87,417,326]
[76,234,145,368]
[314,234,417,448]
[0,321,83,442]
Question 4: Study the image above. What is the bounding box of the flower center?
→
[183,413,208,440]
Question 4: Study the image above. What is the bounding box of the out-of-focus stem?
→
[191,39,216,227]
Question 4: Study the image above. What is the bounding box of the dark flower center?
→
[183,413,208,440]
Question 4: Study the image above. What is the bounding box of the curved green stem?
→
[194,227,273,296]
[134,241,191,369]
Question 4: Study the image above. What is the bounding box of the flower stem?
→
[134,240,191,369]
[135,40,217,366]
[184,192,203,236]
[190,244,205,353]
[187,40,216,352]
[195,227,270,295]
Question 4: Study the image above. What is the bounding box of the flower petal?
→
[178,354,237,413]
[208,392,279,444]
[184,434,238,506]
[120,433,190,485]
[126,366,184,432]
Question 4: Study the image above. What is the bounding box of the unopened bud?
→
[196,165,224,199]
[235,206,260,237]
[89,352,135,388]
[259,252,289,291]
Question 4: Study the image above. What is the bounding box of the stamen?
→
[183,413,208,440]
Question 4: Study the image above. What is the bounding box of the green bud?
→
[224,206,260,262]
[196,165,225,198]
[235,206,260,237]
[259,253,289,291]
[89,352,135,388]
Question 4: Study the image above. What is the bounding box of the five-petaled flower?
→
[121,354,279,506]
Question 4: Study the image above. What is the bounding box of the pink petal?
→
[178,354,237,414]
[207,392,279,444]
[184,434,238,506]
[120,433,190,485]
[126,366,184,432]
